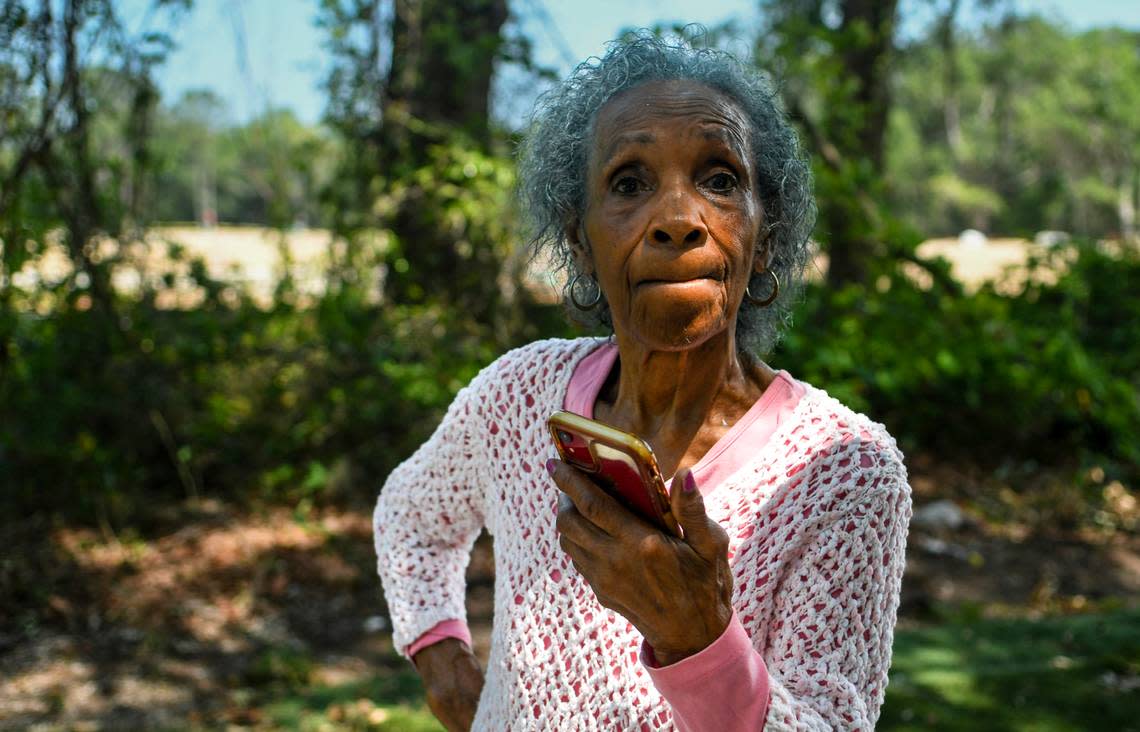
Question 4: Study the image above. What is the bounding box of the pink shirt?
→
[406,341,806,730]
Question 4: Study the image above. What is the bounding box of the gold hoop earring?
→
[745,270,780,307]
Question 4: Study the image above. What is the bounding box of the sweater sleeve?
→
[642,611,771,730]
[374,371,491,657]
[405,619,473,660]
[760,445,912,731]
[641,439,910,731]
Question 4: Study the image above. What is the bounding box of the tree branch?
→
[785,90,963,296]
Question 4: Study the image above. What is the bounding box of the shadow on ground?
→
[1,469,1137,729]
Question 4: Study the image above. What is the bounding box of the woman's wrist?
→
[648,603,733,666]
[413,637,471,673]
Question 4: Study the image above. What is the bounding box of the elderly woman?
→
[375,33,912,731]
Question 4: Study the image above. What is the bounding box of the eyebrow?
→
[601,131,655,163]
[595,123,751,184]
[603,124,746,159]
[694,120,750,152]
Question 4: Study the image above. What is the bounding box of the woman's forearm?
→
[643,611,771,731]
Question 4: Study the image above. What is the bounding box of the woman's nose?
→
[648,188,707,248]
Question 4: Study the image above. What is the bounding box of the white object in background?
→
[1034,230,1071,247]
[958,229,988,248]
[912,498,968,532]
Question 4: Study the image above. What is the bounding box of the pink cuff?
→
[405,619,472,662]
[641,612,771,732]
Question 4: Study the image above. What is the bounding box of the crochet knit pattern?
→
[374,338,913,730]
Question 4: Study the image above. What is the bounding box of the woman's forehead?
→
[591,79,751,160]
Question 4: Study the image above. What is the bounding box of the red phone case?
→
[547,411,681,537]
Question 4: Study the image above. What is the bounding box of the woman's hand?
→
[413,639,485,732]
[549,459,734,666]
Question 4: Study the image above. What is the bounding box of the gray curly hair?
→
[517,30,816,355]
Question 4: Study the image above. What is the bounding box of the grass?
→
[263,665,443,731]
[259,607,1140,731]
[880,607,1140,730]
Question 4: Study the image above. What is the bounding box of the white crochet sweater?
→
[374,338,913,730]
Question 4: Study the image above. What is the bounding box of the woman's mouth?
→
[637,273,721,287]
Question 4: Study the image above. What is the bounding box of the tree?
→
[318,0,514,320]
[886,14,1140,241]
[0,0,189,318]
[151,89,228,224]
[382,0,508,156]
[757,0,901,288]
[0,0,192,525]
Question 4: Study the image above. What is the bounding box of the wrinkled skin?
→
[552,79,775,663]
[552,461,733,665]
[413,639,484,731]
[417,79,778,727]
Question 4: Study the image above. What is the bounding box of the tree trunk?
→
[381,0,508,312]
[382,0,507,167]
[1120,171,1138,245]
[823,0,899,288]
[939,0,964,160]
[61,0,114,316]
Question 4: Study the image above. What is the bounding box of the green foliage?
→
[0,251,528,522]
[151,95,340,227]
[773,240,1140,490]
[247,645,316,690]
[0,0,554,524]
[888,15,1140,238]
[3,0,1136,532]
[378,137,517,320]
[881,606,1140,730]
[263,663,443,731]
[1,111,568,526]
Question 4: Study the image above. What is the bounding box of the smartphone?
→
[547,410,681,537]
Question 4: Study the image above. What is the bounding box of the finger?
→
[558,527,601,566]
[559,533,604,585]
[546,458,631,537]
[556,491,612,549]
[670,468,728,560]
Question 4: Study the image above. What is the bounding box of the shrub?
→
[773,240,1140,490]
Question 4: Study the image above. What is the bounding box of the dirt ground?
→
[2,456,1138,730]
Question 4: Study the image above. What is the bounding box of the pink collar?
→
[562,341,805,495]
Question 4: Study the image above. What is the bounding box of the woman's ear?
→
[564,217,581,247]
[564,219,593,274]
[754,231,775,274]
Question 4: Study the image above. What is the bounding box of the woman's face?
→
[578,79,765,352]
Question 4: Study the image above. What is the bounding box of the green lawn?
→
[263,666,443,731]
[265,607,1140,731]
[880,607,1140,731]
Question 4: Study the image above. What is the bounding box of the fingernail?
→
[683,472,698,493]
[546,459,557,476]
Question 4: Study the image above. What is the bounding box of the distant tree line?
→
[1,0,1137,526]
[888,14,1140,240]
[150,93,338,228]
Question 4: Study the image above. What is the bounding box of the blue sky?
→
[136,0,1140,127]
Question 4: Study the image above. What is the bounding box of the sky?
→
[133,0,1140,127]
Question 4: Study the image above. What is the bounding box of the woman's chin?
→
[624,296,732,351]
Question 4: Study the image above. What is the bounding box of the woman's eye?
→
[612,176,642,196]
[706,172,738,193]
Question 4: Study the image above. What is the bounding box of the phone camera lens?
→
[557,430,573,445]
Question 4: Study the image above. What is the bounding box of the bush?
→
[4,232,1134,527]
[773,240,1140,489]
[0,248,570,525]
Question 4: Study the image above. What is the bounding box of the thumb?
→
[671,468,723,558]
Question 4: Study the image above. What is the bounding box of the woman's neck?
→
[595,329,775,476]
